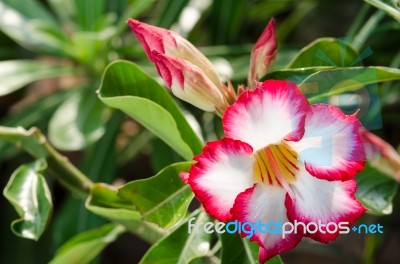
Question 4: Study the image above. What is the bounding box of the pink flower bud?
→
[248,19,278,89]
[360,128,400,181]
[127,19,221,88]
[127,19,234,115]
[152,51,228,115]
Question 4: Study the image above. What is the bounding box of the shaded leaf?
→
[118,162,193,228]
[287,38,360,68]
[98,60,202,160]
[49,224,125,264]
[140,211,211,264]
[49,86,106,151]
[356,163,398,215]
[3,159,52,240]
[220,233,283,264]
[0,60,74,96]
[86,183,163,243]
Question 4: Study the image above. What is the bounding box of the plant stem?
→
[0,126,93,198]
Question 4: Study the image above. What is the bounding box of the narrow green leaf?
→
[140,211,211,264]
[300,66,400,103]
[287,38,360,68]
[118,162,193,228]
[3,159,52,240]
[0,60,75,96]
[49,224,125,264]
[356,163,398,215]
[86,183,163,243]
[158,0,190,28]
[364,0,400,23]
[49,87,106,151]
[73,0,106,31]
[98,60,202,160]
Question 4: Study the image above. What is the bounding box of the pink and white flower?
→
[182,80,366,262]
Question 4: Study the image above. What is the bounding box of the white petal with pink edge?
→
[231,184,302,262]
[285,166,366,243]
[288,104,365,181]
[223,80,310,151]
[188,138,254,221]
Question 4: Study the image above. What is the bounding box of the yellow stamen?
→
[252,140,299,187]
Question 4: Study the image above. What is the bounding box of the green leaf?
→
[0,89,74,159]
[219,233,283,264]
[0,1,68,54]
[118,162,193,229]
[98,60,202,160]
[158,0,190,28]
[140,211,211,264]
[287,38,360,68]
[364,0,400,23]
[0,126,48,159]
[356,163,398,215]
[3,159,52,240]
[49,224,125,264]
[299,66,400,103]
[0,60,75,96]
[86,183,163,243]
[49,86,106,151]
[262,66,335,83]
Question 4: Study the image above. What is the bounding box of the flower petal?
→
[188,138,254,221]
[289,104,365,181]
[223,80,310,150]
[285,167,366,243]
[248,18,277,89]
[231,184,302,262]
[152,51,227,113]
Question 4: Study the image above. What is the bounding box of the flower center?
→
[252,140,299,187]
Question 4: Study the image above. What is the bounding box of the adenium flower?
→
[181,80,366,262]
[127,18,277,115]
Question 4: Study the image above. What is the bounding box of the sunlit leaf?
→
[3,159,52,240]
[49,224,125,264]
[98,60,202,160]
[356,163,398,215]
[86,183,163,243]
[287,38,360,68]
[364,0,400,23]
[140,211,211,264]
[0,1,68,54]
[300,66,400,103]
[118,162,193,228]
[0,60,75,96]
[49,86,106,151]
